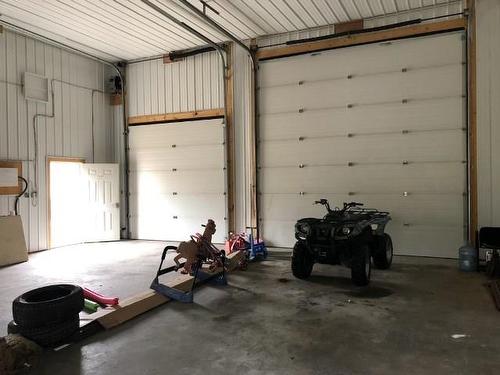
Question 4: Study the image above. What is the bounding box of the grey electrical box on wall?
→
[23,72,49,102]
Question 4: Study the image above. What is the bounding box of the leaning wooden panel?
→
[0,216,28,266]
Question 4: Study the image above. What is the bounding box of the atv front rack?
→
[150,245,227,303]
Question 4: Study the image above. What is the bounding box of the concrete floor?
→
[1,240,499,375]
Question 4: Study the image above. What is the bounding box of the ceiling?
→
[0,0,463,62]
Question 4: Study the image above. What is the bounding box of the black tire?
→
[373,234,393,270]
[292,242,314,279]
[12,284,84,328]
[351,245,371,286]
[486,251,500,278]
[18,315,80,347]
[7,320,20,335]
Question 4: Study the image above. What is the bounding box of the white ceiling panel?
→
[0,0,464,62]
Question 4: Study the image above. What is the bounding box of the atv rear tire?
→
[373,234,393,270]
[351,245,371,286]
[12,284,84,328]
[292,242,314,279]
[486,250,500,278]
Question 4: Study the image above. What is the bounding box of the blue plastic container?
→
[459,243,477,272]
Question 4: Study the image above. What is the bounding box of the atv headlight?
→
[296,222,311,235]
[301,223,311,234]
[342,226,351,235]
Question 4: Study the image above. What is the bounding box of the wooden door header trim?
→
[47,156,86,163]
[257,18,467,61]
[128,108,225,126]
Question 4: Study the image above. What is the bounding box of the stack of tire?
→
[8,284,84,347]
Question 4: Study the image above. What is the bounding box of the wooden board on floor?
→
[85,250,245,330]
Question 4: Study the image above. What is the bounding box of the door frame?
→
[47,156,86,249]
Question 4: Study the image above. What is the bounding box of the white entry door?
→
[81,163,120,242]
[50,162,120,247]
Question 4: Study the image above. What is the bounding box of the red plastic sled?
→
[83,287,119,306]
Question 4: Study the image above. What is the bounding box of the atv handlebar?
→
[314,199,332,212]
[344,202,364,208]
[314,199,366,214]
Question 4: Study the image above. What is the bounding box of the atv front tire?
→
[373,234,393,270]
[351,245,371,286]
[292,242,314,279]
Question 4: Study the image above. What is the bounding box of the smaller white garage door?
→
[129,118,227,243]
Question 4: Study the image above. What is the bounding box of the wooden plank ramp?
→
[80,250,245,330]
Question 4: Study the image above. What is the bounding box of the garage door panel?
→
[260,163,466,193]
[260,33,463,87]
[261,219,462,258]
[260,132,466,165]
[260,65,463,114]
[260,193,464,257]
[130,216,226,243]
[130,195,226,219]
[260,194,464,227]
[130,170,225,194]
[388,225,464,258]
[259,32,466,257]
[129,145,224,171]
[128,121,223,148]
[260,97,465,140]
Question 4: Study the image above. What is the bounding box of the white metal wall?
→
[126,52,223,117]
[477,0,500,228]
[258,32,466,257]
[0,28,116,252]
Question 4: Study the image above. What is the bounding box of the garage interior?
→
[0,0,499,374]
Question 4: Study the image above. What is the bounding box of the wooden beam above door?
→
[128,108,225,126]
[257,18,467,61]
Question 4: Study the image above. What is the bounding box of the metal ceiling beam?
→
[140,0,224,58]
[178,0,255,64]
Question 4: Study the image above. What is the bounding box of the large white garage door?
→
[129,118,227,243]
[258,32,466,258]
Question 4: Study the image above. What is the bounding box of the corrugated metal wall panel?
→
[126,51,223,117]
[477,0,500,227]
[0,28,116,252]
